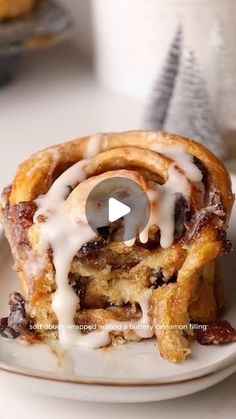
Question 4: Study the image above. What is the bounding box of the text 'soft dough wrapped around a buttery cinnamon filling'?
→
[0,131,234,363]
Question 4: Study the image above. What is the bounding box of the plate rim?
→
[0,354,236,387]
[0,340,235,387]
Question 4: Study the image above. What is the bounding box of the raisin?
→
[0,326,19,339]
[78,227,111,256]
[97,226,110,240]
[69,273,88,308]
[174,194,190,241]
[79,237,107,254]
[197,320,236,345]
[9,202,37,229]
[0,292,28,339]
[149,268,164,288]
[193,157,208,185]
[4,202,37,252]
[0,317,8,333]
[9,292,25,310]
[149,269,177,289]
[8,308,28,333]
[168,274,178,284]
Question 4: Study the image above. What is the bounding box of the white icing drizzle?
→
[33,136,203,349]
[34,160,97,347]
[139,142,203,248]
[83,133,102,159]
[152,143,202,183]
[125,162,192,249]
[34,160,152,347]
[153,163,190,248]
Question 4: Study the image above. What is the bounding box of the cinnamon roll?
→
[0,131,234,362]
[0,0,34,20]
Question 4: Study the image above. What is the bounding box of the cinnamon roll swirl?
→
[0,131,234,362]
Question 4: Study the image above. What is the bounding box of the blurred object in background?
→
[57,0,93,62]
[92,0,236,142]
[0,0,72,86]
[145,25,225,158]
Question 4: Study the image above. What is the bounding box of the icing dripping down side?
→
[133,142,203,248]
[34,160,97,347]
[140,163,191,249]
[34,160,153,347]
[125,161,194,249]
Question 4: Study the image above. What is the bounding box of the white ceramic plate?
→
[0,177,235,403]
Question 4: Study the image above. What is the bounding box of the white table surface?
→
[0,43,235,419]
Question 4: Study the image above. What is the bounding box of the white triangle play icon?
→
[108,197,131,223]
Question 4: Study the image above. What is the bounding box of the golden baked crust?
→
[1,131,234,362]
[0,0,34,20]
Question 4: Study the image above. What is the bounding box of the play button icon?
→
[85,176,150,243]
[108,198,131,222]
